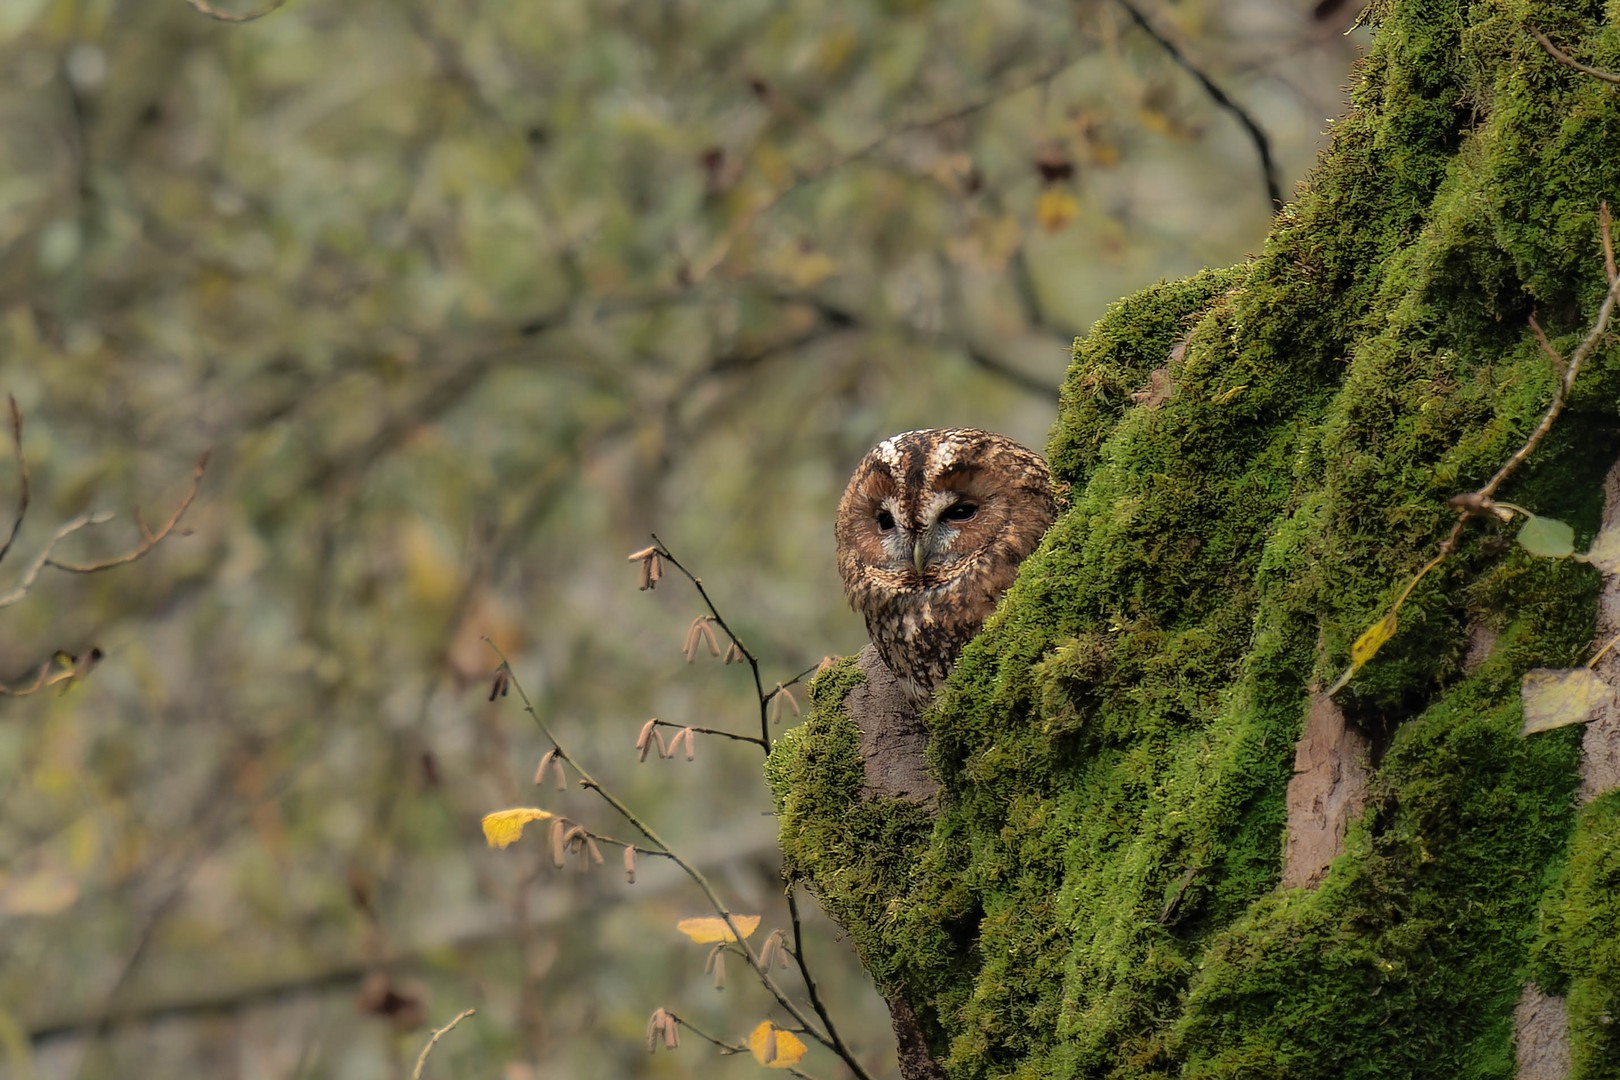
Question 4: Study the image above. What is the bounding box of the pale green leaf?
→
[1517,515,1575,559]
[1521,667,1614,735]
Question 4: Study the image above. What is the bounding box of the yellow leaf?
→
[1327,611,1399,695]
[1521,667,1615,735]
[1035,189,1078,233]
[481,808,553,849]
[749,1021,807,1068]
[675,915,760,943]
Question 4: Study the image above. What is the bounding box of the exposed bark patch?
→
[885,993,947,1080]
[1464,622,1498,674]
[1583,456,1620,805]
[1281,693,1369,890]
[846,644,939,805]
[1514,983,1571,1080]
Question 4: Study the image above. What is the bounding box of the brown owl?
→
[836,428,1056,706]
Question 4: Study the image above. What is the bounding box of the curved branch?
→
[1112,0,1284,210]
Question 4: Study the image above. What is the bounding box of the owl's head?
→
[835,428,1055,608]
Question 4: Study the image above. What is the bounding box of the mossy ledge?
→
[768,2,1620,1076]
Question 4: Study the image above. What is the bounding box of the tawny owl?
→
[836,428,1056,706]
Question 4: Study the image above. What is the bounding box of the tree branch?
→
[1111,0,1284,210]
[1531,28,1620,85]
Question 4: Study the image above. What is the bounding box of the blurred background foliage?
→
[0,0,1360,1076]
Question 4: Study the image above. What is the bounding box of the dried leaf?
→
[676,914,760,943]
[748,1021,807,1068]
[480,808,553,850]
[1517,514,1575,559]
[1521,667,1614,735]
[624,844,637,884]
[1579,524,1620,574]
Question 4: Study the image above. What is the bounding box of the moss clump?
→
[766,657,944,1006]
[767,1,1620,1076]
[1533,793,1620,1080]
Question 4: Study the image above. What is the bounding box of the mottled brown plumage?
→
[835,428,1056,706]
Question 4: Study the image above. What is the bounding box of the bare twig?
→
[1479,205,1620,499]
[1531,28,1620,85]
[0,511,116,609]
[182,0,287,22]
[0,395,29,568]
[411,1008,475,1079]
[47,452,209,573]
[1111,0,1284,209]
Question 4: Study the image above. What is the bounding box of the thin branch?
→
[650,536,771,744]
[0,649,101,697]
[485,645,870,1078]
[1111,0,1284,210]
[0,395,29,568]
[1480,205,1620,499]
[411,1008,475,1079]
[182,0,287,22]
[642,540,867,1072]
[46,452,209,573]
[650,719,767,749]
[0,511,116,609]
[1531,28,1620,85]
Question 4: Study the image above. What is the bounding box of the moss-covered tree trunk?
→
[767,2,1620,1077]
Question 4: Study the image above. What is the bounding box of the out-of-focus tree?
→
[0,0,1360,1076]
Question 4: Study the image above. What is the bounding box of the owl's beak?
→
[912,538,927,575]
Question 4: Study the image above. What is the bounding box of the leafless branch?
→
[1480,205,1620,498]
[411,1008,475,1079]
[1111,0,1284,210]
[46,452,209,574]
[0,395,29,568]
[1531,28,1620,85]
[0,511,116,609]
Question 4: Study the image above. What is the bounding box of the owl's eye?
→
[875,510,896,532]
[941,502,978,523]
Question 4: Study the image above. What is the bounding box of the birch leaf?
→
[749,1021,807,1068]
[676,915,760,943]
[481,808,554,849]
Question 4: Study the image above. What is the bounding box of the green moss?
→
[1533,793,1620,1080]
[766,0,1620,1075]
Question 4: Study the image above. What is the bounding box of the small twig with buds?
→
[633,539,867,1076]
[411,1007,475,1079]
[486,643,861,1072]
